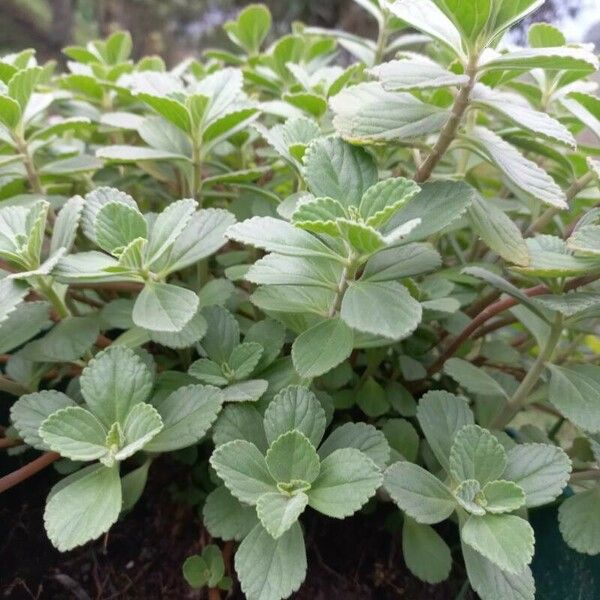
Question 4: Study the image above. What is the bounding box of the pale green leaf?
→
[482,480,526,514]
[444,358,508,398]
[265,430,320,485]
[203,485,258,541]
[558,489,600,555]
[369,58,469,91]
[115,402,163,461]
[256,491,309,538]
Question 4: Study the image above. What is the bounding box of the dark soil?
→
[0,452,471,600]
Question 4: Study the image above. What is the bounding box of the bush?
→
[1,1,600,599]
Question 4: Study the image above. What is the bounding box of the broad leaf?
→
[203,485,258,541]
[265,430,320,485]
[558,489,600,555]
[256,492,309,539]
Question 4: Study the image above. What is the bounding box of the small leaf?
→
[229,342,263,380]
[116,403,163,461]
[384,461,456,524]
[461,513,534,574]
[444,358,508,398]
[93,201,147,254]
[203,485,258,542]
[256,491,309,538]
[291,318,354,379]
[450,425,507,485]
[44,464,122,552]
[308,448,382,518]
[558,489,600,555]
[359,177,420,228]
[210,440,276,505]
[482,481,526,514]
[265,431,320,485]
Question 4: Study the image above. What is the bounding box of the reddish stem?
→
[0,452,60,494]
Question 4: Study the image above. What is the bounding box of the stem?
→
[191,136,203,205]
[38,279,70,319]
[14,134,44,195]
[0,374,28,396]
[525,171,595,236]
[374,12,389,64]
[570,469,600,483]
[414,53,479,183]
[0,451,60,494]
[328,250,358,318]
[491,313,563,429]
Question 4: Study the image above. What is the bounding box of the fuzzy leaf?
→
[265,430,320,485]
[256,492,309,539]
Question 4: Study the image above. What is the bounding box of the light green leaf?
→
[383,418,419,463]
[227,216,341,260]
[341,280,422,341]
[235,522,306,600]
[387,0,464,57]
[468,126,567,209]
[402,517,452,584]
[251,284,335,316]
[528,22,566,47]
[335,219,386,254]
[115,402,163,461]
[121,460,150,512]
[229,342,263,380]
[319,422,390,469]
[201,305,240,363]
[308,448,382,518]
[133,282,198,333]
[93,201,147,254]
[384,461,456,524]
[50,195,84,255]
[482,481,526,514]
[81,187,139,243]
[359,177,420,228]
[148,308,207,349]
[0,277,28,326]
[203,485,258,541]
[461,513,534,574]
[245,319,286,372]
[450,425,507,485]
[263,386,327,448]
[10,390,76,451]
[210,440,276,504]
[8,66,43,110]
[462,542,535,600]
[444,358,508,398]
[292,197,347,236]
[80,346,154,427]
[417,390,474,473]
[303,137,378,208]
[0,94,21,129]
[361,243,441,282]
[40,406,108,462]
[567,225,600,256]
[330,82,449,144]
[454,479,486,515]
[137,93,190,132]
[436,0,491,42]
[189,358,228,385]
[502,443,571,508]
[257,491,309,538]
[213,404,269,452]
[548,364,600,433]
[369,58,469,91]
[265,430,320,485]
[0,300,50,354]
[558,489,600,555]
[96,145,189,162]
[44,464,122,552]
[145,384,223,452]
[468,194,529,266]
[291,318,354,379]
[222,380,268,403]
[480,47,598,73]
[224,4,272,54]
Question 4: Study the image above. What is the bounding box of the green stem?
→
[374,12,390,64]
[491,313,564,429]
[38,279,70,319]
[14,134,44,195]
[191,136,203,205]
[328,250,358,318]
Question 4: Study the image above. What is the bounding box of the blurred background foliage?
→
[0,0,596,67]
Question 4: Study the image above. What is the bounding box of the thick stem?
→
[0,451,60,494]
[490,314,563,429]
[38,279,70,319]
[525,171,595,236]
[373,12,389,65]
[414,54,479,183]
[14,135,44,195]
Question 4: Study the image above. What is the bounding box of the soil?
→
[0,452,472,600]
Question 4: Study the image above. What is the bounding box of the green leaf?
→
[44,464,122,552]
[384,461,456,524]
[263,386,327,448]
[121,460,150,512]
[189,358,228,385]
[502,443,571,508]
[462,543,535,600]
[384,181,475,243]
[137,93,191,132]
[0,278,29,326]
[222,380,268,403]
[0,94,21,129]
[454,479,486,515]
[291,318,354,379]
[116,402,163,460]
[548,364,600,433]
[50,195,84,255]
[225,4,272,54]
[567,225,600,256]
[133,282,199,333]
[361,243,441,282]
[93,201,147,254]
[480,47,598,73]
[251,285,335,316]
[257,491,309,538]
[235,522,306,600]
[213,404,269,452]
[471,84,575,148]
[0,301,51,354]
[558,489,600,555]
[227,216,341,260]
[81,187,138,242]
[20,316,99,363]
[182,555,210,588]
[444,358,508,398]
[402,517,452,584]
[265,430,320,485]
[450,425,507,485]
[148,308,207,349]
[80,346,154,427]
[303,137,377,207]
[387,0,464,57]
[331,82,449,144]
[369,59,469,91]
[468,126,567,209]
[229,342,263,380]
[210,440,276,504]
[359,177,420,228]
[201,305,240,363]
[292,196,347,236]
[10,390,75,451]
[461,513,534,574]
[436,0,491,42]
[468,194,529,266]
[203,485,258,541]
[8,66,43,110]
[335,219,386,254]
[382,419,419,463]
[482,481,526,514]
[308,448,382,518]
[145,384,223,452]
[528,22,566,47]
[340,280,422,341]
[417,390,474,473]
[245,319,286,372]
[40,406,108,462]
